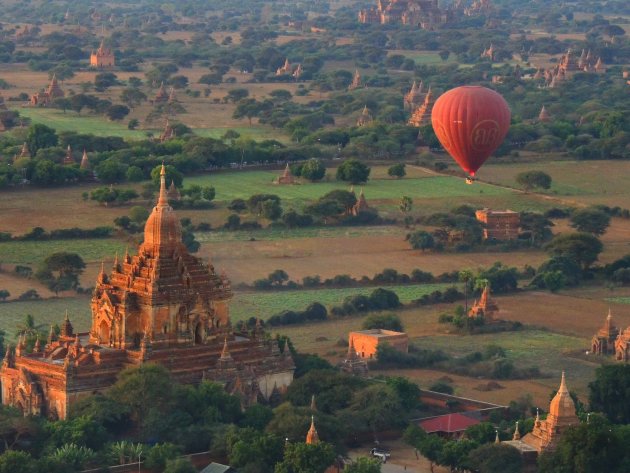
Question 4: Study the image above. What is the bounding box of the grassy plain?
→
[230,283,453,321]
[276,294,601,407]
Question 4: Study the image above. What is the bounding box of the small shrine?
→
[90,39,115,68]
[356,106,373,127]
[468,284,499,319]
[275,164,296,185]
[348,69,362,91]
[407,86,435,127]
[591,309,619,356]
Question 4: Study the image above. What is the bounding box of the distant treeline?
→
[0,226,113,241]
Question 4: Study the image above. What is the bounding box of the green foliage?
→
[466,443,522,473]
[537,417,630,473]
[589,364,630,424]
[545,232,603,270]
[163,458,196,473]
[35,251,85,295]
[301,158,326,182]
[144,443,181,470]
[26,124,58,155]
[409,230,435,251]
[275,441,336,473]
[516,170,552,191]
[151,165,183,189]
[385,376,421,410]
[387,163,406,178]
[50,443,95,470]
[343,458,382,473]
[570,207,611,236]
[362,313,403,332]
[0,450,36,473]
[336,159,370,184]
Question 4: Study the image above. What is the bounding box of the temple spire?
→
[220,336,232,361]
[157,163,168,206]
[306,415,320,444]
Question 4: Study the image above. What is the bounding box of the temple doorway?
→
[194,323,203,345]
[99,320,110,344]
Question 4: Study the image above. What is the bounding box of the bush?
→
[368,288,401,310]
[430,382,454,394]
[362,313,404,332]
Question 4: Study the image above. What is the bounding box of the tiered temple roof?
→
[154,82,169,103]
[407,86,435,127]
[592,309,619,356]
[348,70,362,91]
[276,163,296,184]
[356,106,373,127]
[90,39,115,68]
[468,284,499,319]
[538,105,551,123]
[404,80,425,111]
[30,74,65,106]
[0,165,295,419]
[62,145,75,165]
[80,149,90,170]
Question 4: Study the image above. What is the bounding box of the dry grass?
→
[203,232,548,285]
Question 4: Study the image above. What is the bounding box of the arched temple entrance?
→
[99,320,110,344]
[194,323,203,345]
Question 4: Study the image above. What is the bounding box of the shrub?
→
[430,382,454,394]
[362,313,404,332]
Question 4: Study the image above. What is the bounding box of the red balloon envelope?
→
[431,86,511,176]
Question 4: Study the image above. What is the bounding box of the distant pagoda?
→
[407,86,435,127]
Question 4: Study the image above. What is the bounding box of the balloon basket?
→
[465,177,474,185]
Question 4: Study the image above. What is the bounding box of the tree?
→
[261,199,283,220]
[0,450,37,473]
[388,163,406,178]
[35,252,85,295]
[399,196,412,214]
[94,72,119,91]
[275,442,336,473]
[0,290,9,302]
[343,458,382,473]
[106,105,130,121]
[589,364,630,424]
[226,88,250,103]
[26,124,58,154]
[362,313,403,332]
[466,443,522,473]
[516,170,552,191]
[543,270,567,293]
[385,377,420,411]
[151,165,183,189]
[268,269,290,286]
[570,208,611,236]
[129,206,150,224]
[409,231,435,251]
[336,159,370,184]
[120,88,147,108]
[145,443,181,471]
[107,365,179,440]
[545,232,603,270]
[347,384,405,432]
[301,158,326,182]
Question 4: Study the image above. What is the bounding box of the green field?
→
[418,329,593,380]
[16,108,152,139]
[17,108,285,142]
[230,283,453,321]
[0,296,91,338]
[0,239,128,265]
[0,283,452,337]
[186,171,514,205]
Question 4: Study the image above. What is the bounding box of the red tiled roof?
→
[418,413,480,434]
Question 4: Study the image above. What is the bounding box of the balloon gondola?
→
[431,86,511,181]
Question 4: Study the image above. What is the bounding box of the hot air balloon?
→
[431,86,511,180]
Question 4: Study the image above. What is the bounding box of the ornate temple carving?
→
[1,165,294,419]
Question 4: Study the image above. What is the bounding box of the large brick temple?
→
[0,166,294,419]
